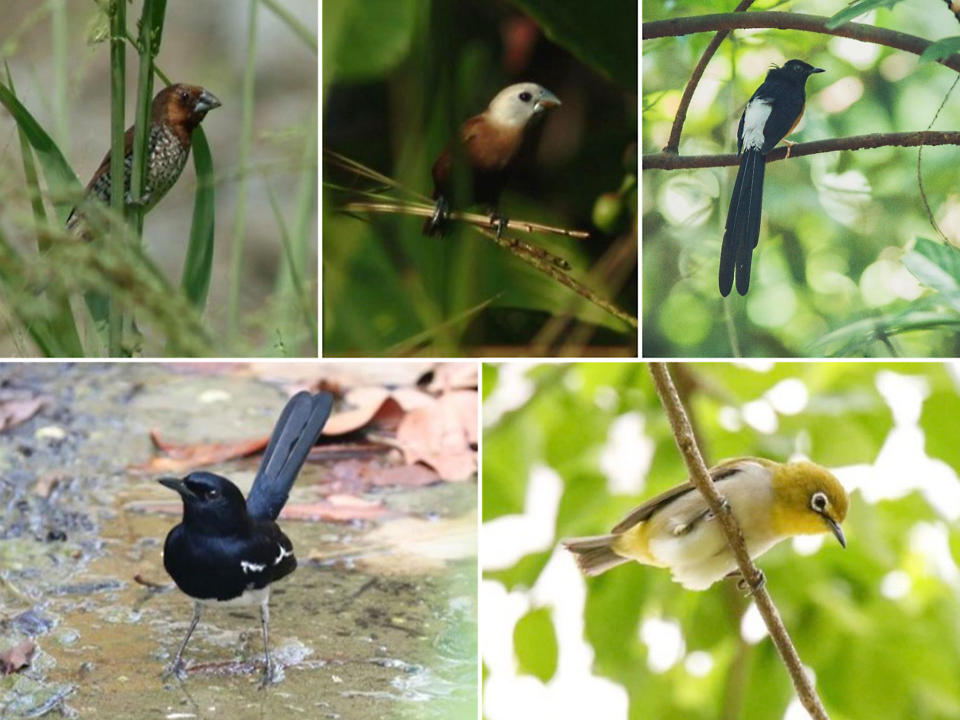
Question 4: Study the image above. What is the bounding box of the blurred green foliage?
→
[643,0,960,357]
[484,361,960,719]
[323,0,637,356]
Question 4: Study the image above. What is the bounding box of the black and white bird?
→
[719,59,824,297]
[159,391,333,685]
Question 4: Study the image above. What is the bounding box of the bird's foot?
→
[733,569,766,596]
[258,659,277,690]
[162,657,188,681]
[784,140,796,159]
[425,197,449,236]
[489,212,508,241]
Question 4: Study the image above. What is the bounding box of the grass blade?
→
[181,127,216,307]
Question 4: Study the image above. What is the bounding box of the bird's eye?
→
[207,488,219,499]
[178,90,189,102]
[519,91,532,102]
[811,491,827,512]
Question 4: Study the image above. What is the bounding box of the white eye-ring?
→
[810,491,827,512]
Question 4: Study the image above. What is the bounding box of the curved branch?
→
[643,130,960,170]
[649,363,830,720]
[664,0,756,154]
[644,12,960,75]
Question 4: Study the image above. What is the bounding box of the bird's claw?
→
[734,569,766,596]
[427,197,449,235]
[258,660,276,690]
[490,213,508,241]
[163,658,188,681]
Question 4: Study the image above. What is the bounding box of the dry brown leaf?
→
[129,431,269,473]
[355,512,477,575]
[280,494,388,522]
[323,389,405,435]
[0,639,36,675]
[427,363,478,392]
[0,394,45,432]
[396,394,477,481]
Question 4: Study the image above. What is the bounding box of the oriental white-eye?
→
[564,458,848,590]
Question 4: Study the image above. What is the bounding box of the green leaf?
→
[825,0,901,29]
[920,36,960,63]
[509,0,637,90]
[322,0,420,85]
[902,238,960,314]
[0,82,82,225]
[513,607,558,681]
[181,127,216,308]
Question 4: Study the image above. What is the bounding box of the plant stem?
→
[108,0,127,356]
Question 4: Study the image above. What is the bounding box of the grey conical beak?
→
[158,476,194,498]
[534,89,561,113]
[195,90,221,114]
[811,67,825,74]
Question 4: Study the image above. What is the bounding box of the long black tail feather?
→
[246,391,334,521]
[719,150,765,296]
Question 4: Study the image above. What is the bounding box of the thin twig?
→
[644,12,960,75]
[644,131,960,170]
[917,76,959,243]
[342,200,590,239]
[664,0,756,154]
[649,363,830,720]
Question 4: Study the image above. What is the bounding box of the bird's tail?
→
[719,149,765,296]
[563,534,630,576]
[245,391,334,520]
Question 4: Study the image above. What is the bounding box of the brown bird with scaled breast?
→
[66,83,221,239]
[423,82,561,238]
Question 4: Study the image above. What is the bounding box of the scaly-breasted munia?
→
[66,83,220,239]
[423,82,560,237]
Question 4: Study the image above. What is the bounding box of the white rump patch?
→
[240,560,266,574]
[274,545,294,565]
[741,98,772,152]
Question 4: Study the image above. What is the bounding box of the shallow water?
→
[0,364,477,719]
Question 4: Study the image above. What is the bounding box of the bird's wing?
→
[610,459,758,534]
[246,392,334,521]
[66,125,136,229]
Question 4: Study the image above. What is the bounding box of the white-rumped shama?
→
[719,59,824,297]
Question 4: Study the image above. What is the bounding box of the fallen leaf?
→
[323,390,405,435]
[129,431,269,473]
[365,464,439,487]
[281,494,388,522]
[396,394,477,481]
[0,639,36,675]
[354,512,477,574]
[426,363,478,392]
[0,394,45,432]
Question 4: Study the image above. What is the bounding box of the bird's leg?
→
[729,569,766,595]
[489,211,509,241]
[426,195,450,235]
[166,602,202,678]
[258,599,273,689]
[783,139,796,159]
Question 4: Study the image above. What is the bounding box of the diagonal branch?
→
[644,12,960,76]
[649,362,830,720]
[664,0,756,154]
[643,130,960,169]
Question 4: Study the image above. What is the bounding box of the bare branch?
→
[649,363,831,720]
[664,0,756,154]
[643,131,960,170]
[644,12,960,75]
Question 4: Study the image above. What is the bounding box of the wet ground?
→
[0,364,477,719]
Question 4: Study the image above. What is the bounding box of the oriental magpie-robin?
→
[159,390,333,685]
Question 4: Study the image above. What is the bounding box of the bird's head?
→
[778,59,825,81]
[485,82,561,130]
[159,471,249,533]
[153,84,221,130]
[770,461,848,547]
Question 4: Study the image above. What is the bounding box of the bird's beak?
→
[824,516,846,548]
[811,67,825,74]
[534,90,561,113]
[158,476,194,498]
[195,90,222,114]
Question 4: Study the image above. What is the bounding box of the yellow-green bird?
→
[563,458,849,590]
